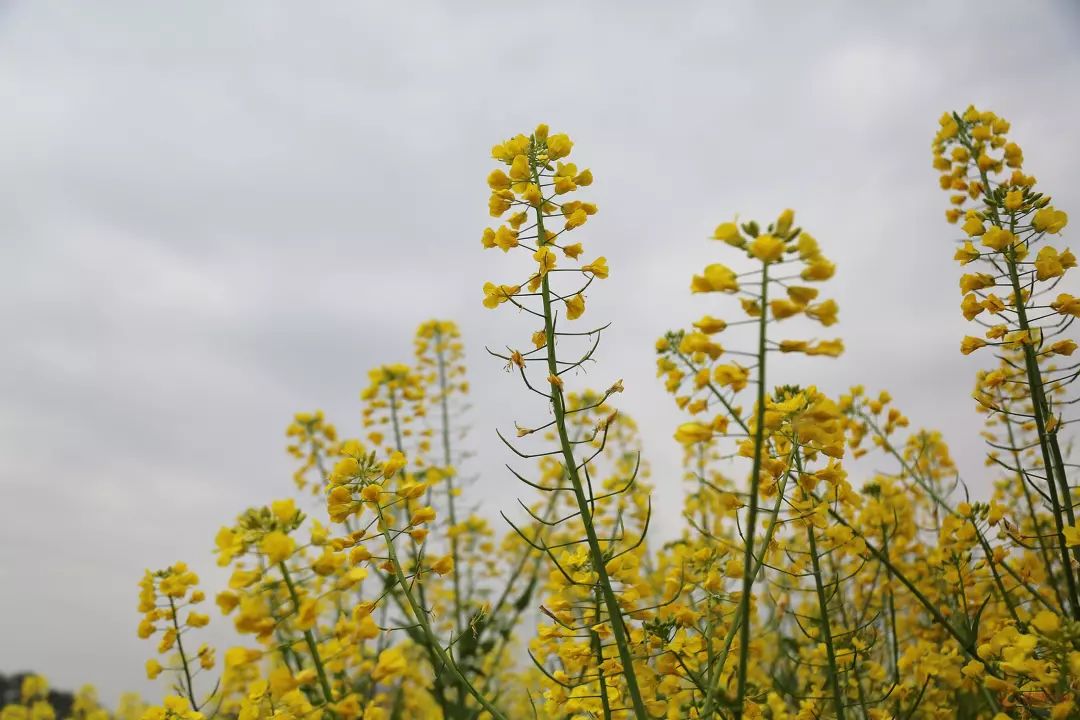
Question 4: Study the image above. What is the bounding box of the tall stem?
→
[734,259,770,715]
[279,563,335,707]
[592,595,615,720]
[166,597,199,711]
[528,145,648,718]
[1003,251,1080,619]
[700,445,790,718]
[961,122,1080,617]
[375,506,509,720]
[434,333,466,637]
[807,525,845,720]
[999,399,1064,610]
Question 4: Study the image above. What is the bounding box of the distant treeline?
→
[0,673,75,717]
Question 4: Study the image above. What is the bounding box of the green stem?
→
[699,455,791,717]
[672,348,751,436]
[433,333,467,638]
[822,506,1001,714]
[434,335,469,718]
[734,259,770,716]
[1003,249,1080,619]
[959,121,1080,618]
[386,387,460,714]
[999,395,1066,611]
[278,563,335,707]
[528,142,648,719]
[592,596,615,720]
[167,596,199,711]
[806,524,845,720]
[879,524,900,684]
[375,506,509,720]
[857,410,1054,612]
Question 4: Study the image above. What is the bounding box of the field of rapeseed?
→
[3,106,1077,720]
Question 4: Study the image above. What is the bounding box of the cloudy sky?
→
[2,0,1078,706]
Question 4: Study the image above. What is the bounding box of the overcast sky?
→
[2,0,1078,706]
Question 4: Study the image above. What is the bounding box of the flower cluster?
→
[481,124,608,319]
[7,108,1080,720]
[137,565,213,710]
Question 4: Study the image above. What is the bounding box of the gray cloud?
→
[1,0,1078,705]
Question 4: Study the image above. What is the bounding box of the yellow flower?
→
[372,647,408,682]
[1050,339,1077,356]
[961,216,985,236]
[431,556,455,576]
[215,527,242,567]
[216,592,239,614]
[521,183,543,206]
[1030,610,1060,635]
[1035,246,1067,280]
[959,273,995,293]
[228,569,259,590]
[692,315,727,334]
[260,531,294,564]
[786,286,819,304]
[382,451,406,478]
[295,598,318,631]
[954,241,980,264]
[493,226,519,252]
[1004,141,1023,167]
[1033,206,1068,233]
[553,162,578,194]
[145,659,163,680]
[488,191,512,217]
[690,263,739,293]
[409,506,437,526]
[546,133,573,160]
[564,208,588,230]
[801,258,835,281]
[565,294,585,320]
[713,364,749,391]
[271,499,297,523]
[805,299,838,326]
[533,247,557,277]
[980,226,1014,252]
[679,331,723,360]
[397,481,427,500]
[329,460,357,487]
[1003,190,1023,211]
[779,340,807,353]
[487,169,511,191]
[806,339,844,356]
[961,293,983,320]
[1051,293,1080,317]
[482,281,521,309]
[674,422,713,444]
[582,256,609,278]
[960,336,987,355]
[748,234,785,263]
[775,208,795,236]
[769,299,803,320]
[712,222,743,246]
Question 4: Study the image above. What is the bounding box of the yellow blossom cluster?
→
[6,108,1080,720]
